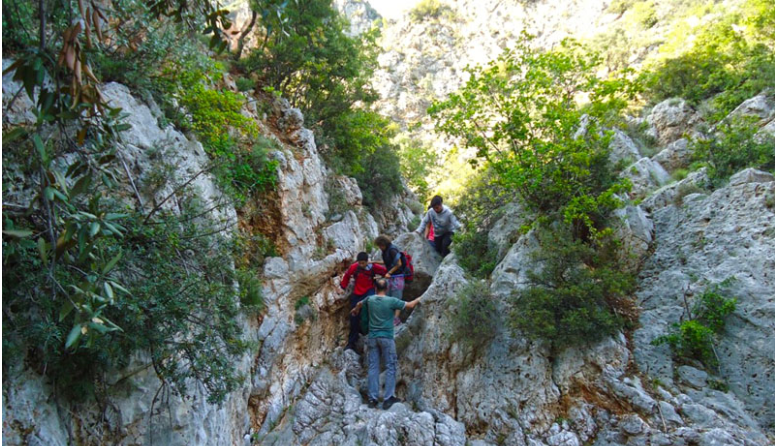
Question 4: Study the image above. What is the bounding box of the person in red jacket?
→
[341,252,387,351]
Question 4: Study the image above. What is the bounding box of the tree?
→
[429,34,638,237]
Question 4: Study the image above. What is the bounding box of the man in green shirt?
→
[351,278,422,409]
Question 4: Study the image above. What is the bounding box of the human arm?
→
[404,295,422,310]
[372,264,388,276]
[340,264,355,290]
[351,299,365,316]
[449,210,461,233]
[385,249,402,277]
[415,212,429,234]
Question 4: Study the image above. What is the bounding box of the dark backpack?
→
[360,297,370,335]
[386,246,414,282]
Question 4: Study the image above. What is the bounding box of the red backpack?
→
[400,251,414,282]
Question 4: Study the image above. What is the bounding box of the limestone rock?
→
[634,178,775,429]
[725,91,775,122]
[646,99,701,146]
[609,129,642,166]
[392,232,442,299]
[612,204,654,272]
[621,158,671,199]
[488,202,529,260]
[652,138,692,172]
[728,168,775,187]
[640,168,710,213]
[2,59,37,126]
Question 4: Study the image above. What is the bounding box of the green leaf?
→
[3,229,33,238]
[2,127,28,147]
[70,175,92,197]
[37,237,48,265]
[44,187,55,201]
[109,281,131,295]
[59,300,75,322]
[65,324,83,349]
[103,282,114,301]
[33,134,47,164]
[89,322,111,334]
[103,251,122,274]
[89,222,101,237]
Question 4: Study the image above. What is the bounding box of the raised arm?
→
[415,212,429,234]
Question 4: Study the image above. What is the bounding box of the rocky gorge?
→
[3,0,775,445]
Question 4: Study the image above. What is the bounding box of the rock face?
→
[646,99,702,146]
[633,170,775,430]
[3,77,252,446]
[1,61,384,445]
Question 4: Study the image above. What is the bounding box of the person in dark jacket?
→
[415,195,461,257]
[341,252,387,351]
[372,235,407,325]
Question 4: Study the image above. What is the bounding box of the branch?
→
[142,167,210,225]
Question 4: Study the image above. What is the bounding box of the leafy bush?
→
[396,137,440,203]
[449,281,499,349]
[643,0,775,121]
[450,169,510,277]
[158,57,279,202]
[235,76,255,92]
[2,145,253,403]
[691,118,775,185]
[454,229,498,279]
[652,286,737,367]
[430,34,637,239]
[239,0,401,205]
[409,0,457,22]
[509,226,636,350]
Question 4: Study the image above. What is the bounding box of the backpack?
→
[360,297,370,335]
[386,245,414,282]
[401,251,414,282]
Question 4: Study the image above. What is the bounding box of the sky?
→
[368,0,420,20]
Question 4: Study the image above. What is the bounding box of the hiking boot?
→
[368,399,379,409]
[382,396,401,410]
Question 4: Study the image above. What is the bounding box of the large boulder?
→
[391,232,442,300]
[646,98,702,146]
[724,91,775,122]
[487,202,529,260]
[652,137,693,172]
[609,128,642,166]
[620,157,671,199]
[612,204,654,272]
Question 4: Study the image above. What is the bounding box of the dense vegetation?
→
[2,0,407,404]
[238,0,403,207]
[431,34,639,349]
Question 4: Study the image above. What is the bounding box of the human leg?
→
[367,337,380,401]
[378,338,398,400]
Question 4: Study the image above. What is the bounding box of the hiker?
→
[416,195,460,257]
[372,235,407,301]
[351,278,422,409]
[341,252,387,351]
